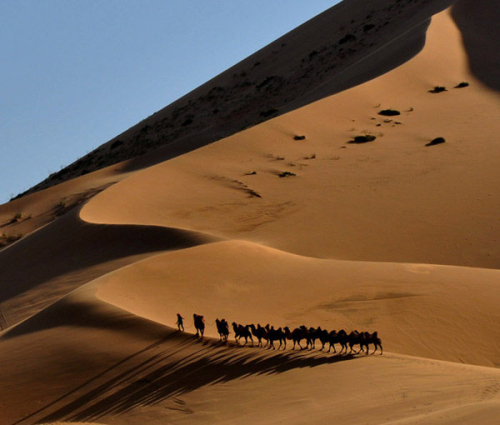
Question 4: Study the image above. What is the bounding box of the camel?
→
[360,331,383,355]
[308,326,328,350]
[347,330,365,354]
[316,327,330,351]
[250,324,269,347]
[284,326,309,350]
[265,324,286,350]
[193,314,205,338]
[327,329,349,354]
[215,318,229,342]
[307,327,319,349]
[232,322,254,346]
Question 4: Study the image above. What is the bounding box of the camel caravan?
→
[184,314,383,355]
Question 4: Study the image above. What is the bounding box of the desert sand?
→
[0,0,499,424]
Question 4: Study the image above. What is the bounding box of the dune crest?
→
[24,0,458,196]
[81,8,500,269]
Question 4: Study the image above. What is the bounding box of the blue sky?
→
[1,1,338,204]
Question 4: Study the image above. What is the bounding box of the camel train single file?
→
[186,315,382,355]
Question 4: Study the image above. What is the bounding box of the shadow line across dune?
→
[27,332,356,424]
[0,206,218,328]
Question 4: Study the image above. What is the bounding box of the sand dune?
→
[0,252,500,423]
[0,0,499,423]
[93,240,500,367]
[26,0,458,195]
[0,207,215,329]
[81,9,500,269]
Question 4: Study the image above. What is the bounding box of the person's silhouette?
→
[176,313,185,331]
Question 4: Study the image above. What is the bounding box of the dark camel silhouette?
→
[265,324,286,350]
[250,324,269,347]
[327,329,349,354]
[360,331,383,355]
[215,318,229,342]
[308,326,324,349]
[284,326,309,350]
[347,330,365,354]
[193,314,205,339]
[232,322,254,346]
[316,327,330,351]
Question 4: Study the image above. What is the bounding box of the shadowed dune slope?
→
[82,9,500,268]
[451,0,500,92]
[0,160,136,254]
[0,207,216,329]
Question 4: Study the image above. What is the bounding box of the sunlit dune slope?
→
[92,240,500,368]
[82,9,500,268]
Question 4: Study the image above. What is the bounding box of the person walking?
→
[176,313,185,331]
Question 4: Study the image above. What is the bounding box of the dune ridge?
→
[0,206,217,329]
[80,8,500,269]
[24,0,457,196]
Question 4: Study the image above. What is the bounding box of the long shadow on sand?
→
[26,333,357,424]
[452,0,500,92]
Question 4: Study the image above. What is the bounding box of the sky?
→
[0,1,340,204]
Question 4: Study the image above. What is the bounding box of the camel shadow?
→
[32,335,357,423]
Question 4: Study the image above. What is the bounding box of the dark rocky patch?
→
[426,137,446,146]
